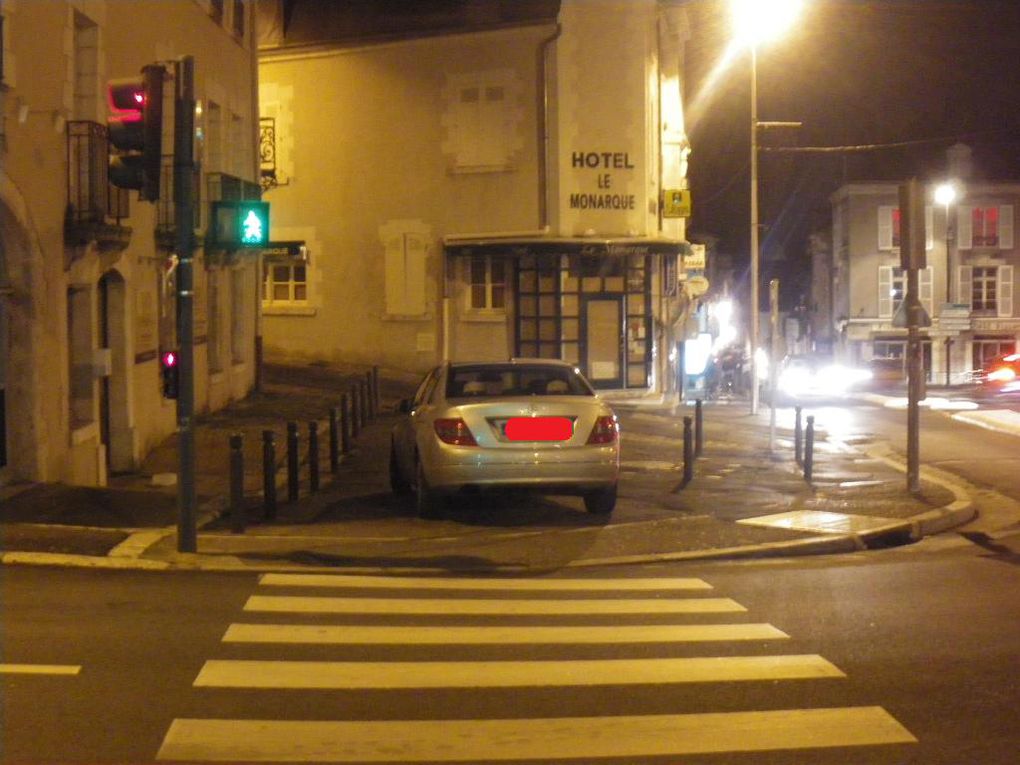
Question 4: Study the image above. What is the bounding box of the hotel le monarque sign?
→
[568,150,637,211]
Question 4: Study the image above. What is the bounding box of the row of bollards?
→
[229,366,381,533]
[793,406,816,482]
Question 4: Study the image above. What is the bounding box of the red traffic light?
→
[107,78,145,121]
[161,350,177,368]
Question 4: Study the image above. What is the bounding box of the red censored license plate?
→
[505,417,573,442]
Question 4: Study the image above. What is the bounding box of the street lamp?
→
[935,181,959,385]
[732,0,804,414]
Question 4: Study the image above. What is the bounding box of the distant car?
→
[390,359,621,518]
[868,357,906,390]
[974,352,1020,394]
[775,354,873,401]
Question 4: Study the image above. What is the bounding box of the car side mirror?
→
[397,398,411,414]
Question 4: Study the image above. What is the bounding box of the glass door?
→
[583,296,624,388]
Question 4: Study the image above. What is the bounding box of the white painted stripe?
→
[243,595,745,615]
[0,663,81,675]
[223,622,789,645]
[158,707,916,761]
[194,655,842,689]
[258,573,712,591]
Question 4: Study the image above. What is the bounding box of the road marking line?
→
[243,595,745,615]
[222,622,789,645]
[157,706,915,761]
[258,573,712,590]
[0,663,81,675]
[194,655,842,689]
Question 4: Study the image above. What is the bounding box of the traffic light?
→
[107,64,164,201]
[211,200,270,247]
[160,349,179,399]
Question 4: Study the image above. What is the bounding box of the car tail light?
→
[434,418,478,446]
[586,415,619,445]
[988,366,1017,383]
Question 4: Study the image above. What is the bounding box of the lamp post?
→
[732,0,803,414]
[934,181,958,385]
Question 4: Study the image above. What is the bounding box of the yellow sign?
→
[663,188,691,218]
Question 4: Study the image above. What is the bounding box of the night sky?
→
[683,0,1020,308]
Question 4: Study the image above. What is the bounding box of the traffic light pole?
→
[174,56,197,553]
[900,179,924,495]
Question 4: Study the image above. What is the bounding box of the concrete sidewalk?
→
[0,363,977,573]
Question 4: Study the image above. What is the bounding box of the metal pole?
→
[804,415,815,482]
[329,406,340,473]
[229,434,245,533]
[682,416,694,486]
[768,278,780,451]
[174,56,197,553]
[262,429,276,520]
[749,44,760,416]
[694,399,703,458]
[794,406,803,465]
[361,378,371,423]
[308,421,319,493]
[901,179,924,494]
[351,384,362,439]
[339,393,351,454]
[365,371,374,419]
[372,365,380,414]
[287,421,299,502]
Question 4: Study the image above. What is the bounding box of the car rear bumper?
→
[423,444,619,494]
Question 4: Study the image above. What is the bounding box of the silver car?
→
[390,359,620,518]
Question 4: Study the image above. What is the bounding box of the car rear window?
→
[447,365,594,398]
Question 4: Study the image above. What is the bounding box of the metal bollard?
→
[329,406,340,473]
[794,406,803,465]
[262,429,277,520]
[694,399,704,458]
[351,384,362,439]
[804,415,815,482]
[361,378,371,423]
[308,421,320,493]
[229,433,245,533]
[287,421,299,502]
[340,393,351,454]
[372,365,380,416]
[683,416,694,487]
[365,371,374,419]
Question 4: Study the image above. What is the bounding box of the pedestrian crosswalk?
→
[157,572,917,763]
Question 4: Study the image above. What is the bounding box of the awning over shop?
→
[443,236,692,259]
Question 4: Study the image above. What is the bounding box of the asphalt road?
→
[3,529,1019,764]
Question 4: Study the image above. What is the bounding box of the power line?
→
[760,127,1020,154]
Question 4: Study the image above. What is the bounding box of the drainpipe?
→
[538,24,562,230]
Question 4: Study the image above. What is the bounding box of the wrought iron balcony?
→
[155,155,201,249]
[65,121,131,256]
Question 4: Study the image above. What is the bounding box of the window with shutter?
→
[972,266,997,312]
[382,222,430,317]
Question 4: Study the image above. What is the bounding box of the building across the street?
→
[828,153,1017,384]
[1,0,262,487]
[255,0,696,394]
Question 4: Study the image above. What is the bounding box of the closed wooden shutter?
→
[999,265,1014,317]
[957,206,973,249]
[878,207,895,250]
[957,265,973,306]
[878,265,893,318]
[999,204,1014,250]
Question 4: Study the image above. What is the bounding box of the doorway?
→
[98,271,131,473]
[583,296,624,388]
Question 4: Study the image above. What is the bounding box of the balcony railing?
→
[65,121,131,254]
[155,154,201,248]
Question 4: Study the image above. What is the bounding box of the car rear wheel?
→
[415,461,444,519]
[389,444,411,496]
[583,485,617,514]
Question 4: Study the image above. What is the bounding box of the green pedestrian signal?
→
[211,201,269,248]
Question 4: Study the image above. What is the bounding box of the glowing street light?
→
[731,0,804,415]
